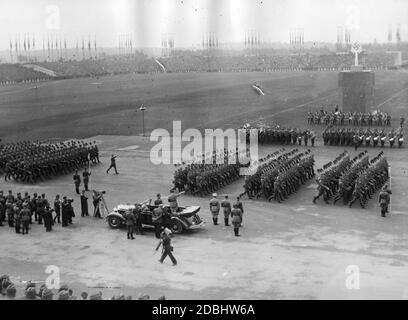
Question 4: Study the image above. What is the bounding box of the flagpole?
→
[389,166,392,216]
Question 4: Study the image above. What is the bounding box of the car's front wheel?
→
[170,219,183,234]
[108,216,122,229]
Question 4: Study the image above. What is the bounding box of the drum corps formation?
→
[0,140,100,183]
[308,108,392,127]
[323,126,404,149]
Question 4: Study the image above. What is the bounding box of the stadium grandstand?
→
[0,47,404,84]
[0,64,51,85]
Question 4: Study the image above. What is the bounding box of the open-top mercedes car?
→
[106,200,204,234]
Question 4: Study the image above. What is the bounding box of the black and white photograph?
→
[0,0,407,305]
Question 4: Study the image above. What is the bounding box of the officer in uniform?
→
[152,204,164,238]
[73,170,81,195]
[133,204,143,235]
[82,168,91,191]
[80,190,89,217]
[125,209,136,240]
[221,195,231,226]
[20,204,30,235]
[209,193,220,225]
[154,194,163,206]
[53,195,61,224]
[43,204,54,232]
[156,228,177,266]
[378,185,392,217]
[106,154,118,174]
[231,204,243,237]
[168,190,185,213]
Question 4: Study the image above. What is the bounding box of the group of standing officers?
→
[0,140,100,183]
[0,190,76,233]
[209,193,244,237]
[243,124,317,147]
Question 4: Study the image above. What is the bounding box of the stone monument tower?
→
[338,43,375,113]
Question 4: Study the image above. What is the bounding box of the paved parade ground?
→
[0,70,407,299]
[1,135,408,300]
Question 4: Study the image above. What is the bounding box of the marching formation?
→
[347,152,389,209]
[241,148,315,202]
[313,151,352,204]
[0,140,100,183]
[172,148,244,196]
[313,150,390,210]
[322,126,404,149]
[308,109,392,127]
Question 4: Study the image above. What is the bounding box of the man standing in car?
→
[154,194,163,206]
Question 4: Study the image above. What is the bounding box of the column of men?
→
[308,110,392,126]
[241,148,315,202]
[347,152,389,209]
[313,151,351,204]
[0,190,77,233]
[313,150,391,214]
[172,148,243,196]
[0,140,100,183]
[248,125,317,147]
[322,127,403,149]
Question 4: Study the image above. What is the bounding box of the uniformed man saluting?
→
[167,190,185,213]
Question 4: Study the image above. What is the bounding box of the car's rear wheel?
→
[170,220,183,234]
[108,216,121,229]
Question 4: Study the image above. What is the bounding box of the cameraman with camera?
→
[92,190,107,219]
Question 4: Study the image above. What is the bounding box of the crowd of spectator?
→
[36,53,161,78]
[0,51,401,84]
[0,64,50,84]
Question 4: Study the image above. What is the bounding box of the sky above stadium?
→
[0,0,407,50]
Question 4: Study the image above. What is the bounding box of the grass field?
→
[0,70,407,141]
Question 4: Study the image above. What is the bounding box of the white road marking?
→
[377,87,408,108]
